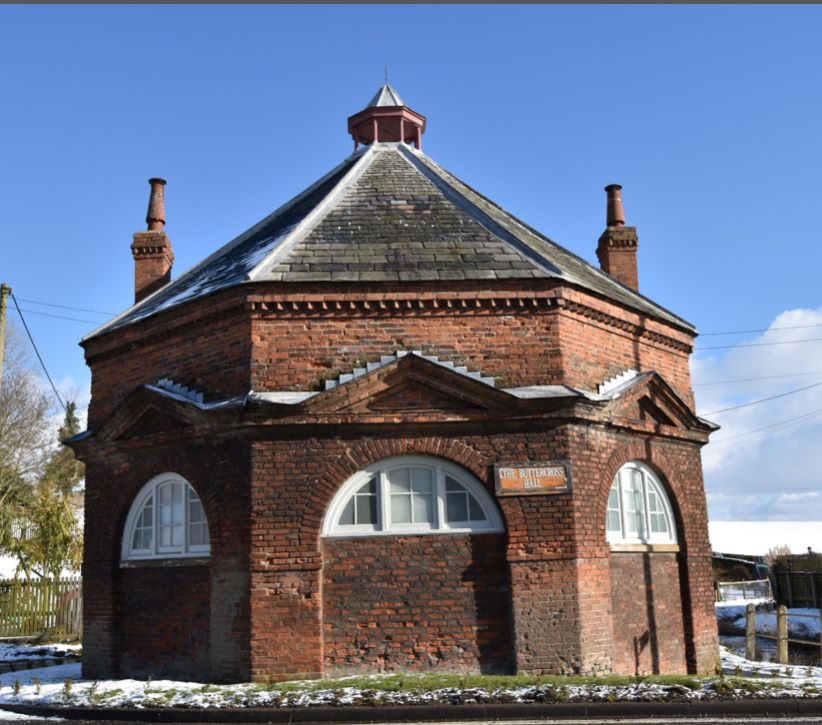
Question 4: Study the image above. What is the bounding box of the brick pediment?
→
[114,406,188,441]
[305,354,516,415]
[602,373,714,435]
[74,385,203,449]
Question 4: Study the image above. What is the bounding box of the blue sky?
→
[3,6,822,526]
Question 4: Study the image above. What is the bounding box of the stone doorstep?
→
[4,698,822,723]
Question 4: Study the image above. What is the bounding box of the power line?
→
[9,292,67,414]
[694,371,822,387]
[700,322,822,337]
[11,306,102,325]
[696,336,822,351]
[14,296,114,316]
[704,409,822,454]
[699,380,822,416]
[708,407,822,446]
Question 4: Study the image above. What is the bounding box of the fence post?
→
[746,603,756,661]
[777,605,788,665]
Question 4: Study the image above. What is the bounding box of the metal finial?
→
[385,65,388,83]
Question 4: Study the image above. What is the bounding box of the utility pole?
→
[0,283,10,395]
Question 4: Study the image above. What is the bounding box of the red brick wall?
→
[248,286,693,404]
[83,289,252,425]
[119,565,210,679]
[562,425,718,674]
[84,280,695,425]
[322,534,511,675]
[609,553,687,675]
[80,439,251,682]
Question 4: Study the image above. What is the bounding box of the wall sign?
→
[494,461,572,496]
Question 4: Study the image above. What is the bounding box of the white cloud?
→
[693,306,822,521]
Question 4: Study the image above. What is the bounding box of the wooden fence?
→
[716,578,773,602]
[744,603,822,664]
[0,577,82,638]
[773,570,822,609]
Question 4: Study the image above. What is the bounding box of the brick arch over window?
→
[302,438,501,543]
[115,468,222,561]
[597,442,687,547]
[121,472,211,561]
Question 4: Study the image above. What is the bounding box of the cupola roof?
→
[367,84,405,107]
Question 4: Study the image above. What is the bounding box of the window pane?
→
[607,510,622,532]
[391,494,412,523]
[189,498,204,524]
[468,495,485,521]
[608,487,620,509]
[389,468,410,493]
[358,478,377,495]
[411,467,433,492]
[356,494,376,524]
[413,493,434,523]
[339,498,355,525]
[445,476,463,492]
[171,524,183,547]
[190,524,204,546]
[447,492,468,522]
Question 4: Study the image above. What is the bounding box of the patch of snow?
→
[0,643,80,664]
[0,709,63,720]
[598,369,639,396]
[3,646,822,710]
[727,607,822,640]
[249,391,317,405]
[323,351,495,392]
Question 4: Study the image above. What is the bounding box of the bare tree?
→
[764,543,792,567]
[0,324,54,553]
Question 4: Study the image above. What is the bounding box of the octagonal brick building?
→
[71,85,719,682]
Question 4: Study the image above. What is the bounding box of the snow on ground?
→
[2,648,822,710]
[715,601,821,640]
[0,643,81,664]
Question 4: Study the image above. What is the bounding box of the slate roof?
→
[88,142,693,340]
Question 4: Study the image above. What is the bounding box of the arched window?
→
[323,456,504,537]
[606,462,677,545]
[122,473,210,561]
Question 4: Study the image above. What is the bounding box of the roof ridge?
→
[248,145,379,282]
[84,147,370,342]
[394,145,563,278]
[404,146,695,332]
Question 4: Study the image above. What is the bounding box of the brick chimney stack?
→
[131,178,174,303]
[596,184,639,291]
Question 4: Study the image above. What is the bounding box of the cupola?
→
[347,84,426,151]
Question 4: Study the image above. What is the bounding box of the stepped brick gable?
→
[71,84,719,682]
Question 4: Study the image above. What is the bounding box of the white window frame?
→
[606,461,677,546]
[121,472,211,561]
[323,455,504,537]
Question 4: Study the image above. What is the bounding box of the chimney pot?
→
[146,177,167,231]
[605,183,625,227]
